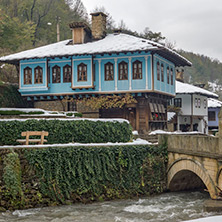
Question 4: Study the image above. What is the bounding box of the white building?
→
[170,80,218,133]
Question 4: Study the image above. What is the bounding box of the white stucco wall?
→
[192,94,208,116]
[175,94,208,116]
[174,94,208,133]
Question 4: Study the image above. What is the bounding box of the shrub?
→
[0,110,44,115]
[66,113,74,117]
[0,119,132,145]
[74,112,82,117]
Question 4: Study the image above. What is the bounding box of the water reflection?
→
[0,192,220,222]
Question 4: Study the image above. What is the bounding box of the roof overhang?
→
[176,92,218,99]
[153,48,192,67]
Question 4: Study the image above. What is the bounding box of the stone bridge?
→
[159,133,222,200]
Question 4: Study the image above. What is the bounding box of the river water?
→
[0,192,221,222]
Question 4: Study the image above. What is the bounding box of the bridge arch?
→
[216,166,222,189]
[167,158,217,199]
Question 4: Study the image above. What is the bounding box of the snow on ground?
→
[132,131,139,135]
[0,117,129,123]
[184,215,222,222]
[0,108,129,123]
[149,130,206,135]
[0,64,5,69]
[0,108,78,116]
[0,108,47,113]
[167,112,176,121]
[0,138,152,149]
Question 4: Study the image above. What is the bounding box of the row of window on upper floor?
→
[156,62,174,85]
[23,60,174,85]
[173,98,207,109]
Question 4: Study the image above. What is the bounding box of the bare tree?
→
[66,0,88,21]
[165,39,176,49]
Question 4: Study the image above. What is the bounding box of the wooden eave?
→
[152,48,191,67]
[69,22,91,33]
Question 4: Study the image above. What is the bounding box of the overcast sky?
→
[82,0,222,62]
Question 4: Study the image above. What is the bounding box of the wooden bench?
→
[16,131,49,145]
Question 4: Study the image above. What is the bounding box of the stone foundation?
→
[34,100,99,118]
[77,101,99,118]
[34,100,64,111]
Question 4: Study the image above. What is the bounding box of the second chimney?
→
[90,12,107,40]
[69,22,91,44]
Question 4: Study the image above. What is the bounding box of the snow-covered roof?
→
[0,33,191,67]
[176,81,218,98]
[208,98,222,108]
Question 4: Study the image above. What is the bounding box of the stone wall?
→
[76,101,99,118]
[34,100,99,118]
[162,134,220,156]
[34,100,64,111]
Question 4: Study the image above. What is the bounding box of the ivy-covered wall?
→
[0,144,167,211]
[0,119,132,145]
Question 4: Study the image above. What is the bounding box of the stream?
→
[0,191,221,222]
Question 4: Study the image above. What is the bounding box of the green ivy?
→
[0,119,132,145]
[3,151,23,200]
[25,144,167,203]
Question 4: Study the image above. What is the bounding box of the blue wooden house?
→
[0,12,191,133]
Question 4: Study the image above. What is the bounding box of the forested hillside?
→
[179,50,222,86]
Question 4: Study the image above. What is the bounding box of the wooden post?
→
[56,16,60,42]
[40,131,45,144]
[190,94,194,131]
[26,132,30,145]
[145,102,149,132]
[136,104,140,132]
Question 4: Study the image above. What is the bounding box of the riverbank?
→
[0,142,167,211]
[185,215,222,222]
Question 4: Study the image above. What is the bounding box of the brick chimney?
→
[90,12,107,40]
[69,22,91,44]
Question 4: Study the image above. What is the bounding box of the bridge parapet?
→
[159,134,221,158]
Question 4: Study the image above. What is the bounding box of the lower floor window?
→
[67,101,77,111]
[174,98,182,108]
[208,111,216,121]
